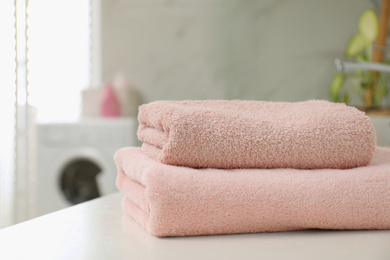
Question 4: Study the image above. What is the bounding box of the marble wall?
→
[100,0,375,104]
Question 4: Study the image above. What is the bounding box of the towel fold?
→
[115,147,390,237]
[137,100,376,169]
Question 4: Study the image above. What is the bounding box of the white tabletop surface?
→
[1,192,389,260]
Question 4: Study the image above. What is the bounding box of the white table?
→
[1,192,389,260]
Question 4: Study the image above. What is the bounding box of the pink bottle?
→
[100,83,121,117]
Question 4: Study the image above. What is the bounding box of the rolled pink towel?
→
[115,146,390,237]
[137,100,376,169]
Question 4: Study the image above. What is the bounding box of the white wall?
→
[100,0,377,104]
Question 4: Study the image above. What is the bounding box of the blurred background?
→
[1,0,390,228]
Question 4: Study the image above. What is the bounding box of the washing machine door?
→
[60,158,102,204]
[56,147,117,206]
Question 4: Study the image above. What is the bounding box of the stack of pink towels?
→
[115,100,390,237]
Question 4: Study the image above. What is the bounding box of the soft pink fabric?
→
[137,100,376,169]
[115,146,390,237]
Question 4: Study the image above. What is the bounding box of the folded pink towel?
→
[137,100,376,169]
[115,146,390,237]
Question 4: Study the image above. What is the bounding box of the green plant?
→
[330,8,389,108]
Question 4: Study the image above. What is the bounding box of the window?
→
[0,0,91,228]
[28,0,91,123]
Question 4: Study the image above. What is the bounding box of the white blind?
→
[0,1,17,229]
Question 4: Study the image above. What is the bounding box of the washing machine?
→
[36,117,138,217]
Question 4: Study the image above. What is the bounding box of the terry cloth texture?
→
[115,147,390,237]
[137,100,376,169]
